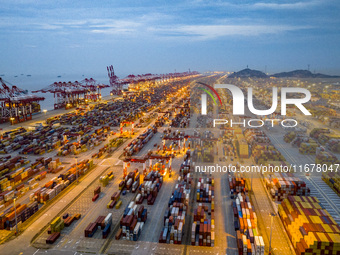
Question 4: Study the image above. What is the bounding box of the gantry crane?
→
[81,78,109,102]
[32,78,108,110]
[107,65,200,96]
[123,153,173,178]
[0,78,45,124]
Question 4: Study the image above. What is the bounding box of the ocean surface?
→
[1,73,127,111]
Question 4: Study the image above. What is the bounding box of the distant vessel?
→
[14,75,18,77]
[27,74,31,77]
[0,74,4,76]
[57,75,62,78]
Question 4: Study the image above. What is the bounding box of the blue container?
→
[102,222,111,238]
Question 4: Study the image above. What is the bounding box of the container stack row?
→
[315,149,340,166]
[264,172,310,201]
[196,177,214,203]
[229,173,265,255]
[278,196,340,255]
[244,128,271,145]
[0,201,38,230]
[159,173,191,244]
[0,125,67,155]
[191,203,215,247]
[137,171,163,205]
[322,172,340,196]
[84,213,112,239]
[116,203,147,241]
[251,144,285,165]
[228,175,246,197]
[233,193,264,255]
[124,126,157,156]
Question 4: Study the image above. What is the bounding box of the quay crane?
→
[32,78,108,110]
[0,78,45,124]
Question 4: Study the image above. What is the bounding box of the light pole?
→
[251,171,253,193]
[13,198,18,235]
[43,109,47,115]
[10,117,15,125]
[269,212,276,254]
[75,157,78,183]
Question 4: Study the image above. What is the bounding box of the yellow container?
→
[115,200,122,209]
[107,200,113,209]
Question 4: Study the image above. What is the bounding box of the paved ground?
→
[247,173,294,255]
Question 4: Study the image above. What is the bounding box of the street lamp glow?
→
[13,198,19,234]
[269,212,276,254]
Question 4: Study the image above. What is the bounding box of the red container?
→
[15,183,25,191]
[46,232,60,244]
[94,186,101,195]
[109,200,116,208]
[92,193,99,202]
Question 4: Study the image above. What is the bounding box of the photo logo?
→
[200,84,311,116]
[197,82,222,115]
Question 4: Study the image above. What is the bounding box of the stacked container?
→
[278,196,340,255]
[264,172,310,201]
[159,172,191,244]
[196,178,214,203]
[322,172,340,196]
[117,204,147,241]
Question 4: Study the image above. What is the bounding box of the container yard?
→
[0,71,339,255]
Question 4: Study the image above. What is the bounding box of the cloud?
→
[251,0,322,10]
[91,28,136,35]
[187,0,325,10]
[0,3,321,41]
[0,16,143,35]
[89,19,141,29]
[38,23,63,30]
[87,19,142,35]
[151,24,310,40]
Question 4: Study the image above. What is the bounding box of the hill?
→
[271,70,340,78]
[227,68,268,78]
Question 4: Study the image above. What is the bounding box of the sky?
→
[0,0,340,77]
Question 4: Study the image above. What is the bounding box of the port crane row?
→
[0,78,45,124]
[107,65,199,95]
